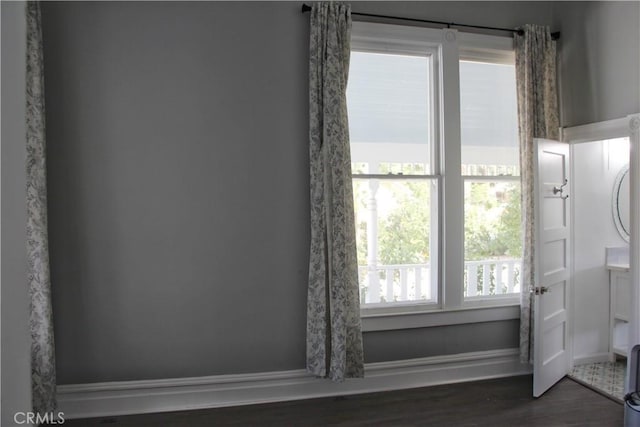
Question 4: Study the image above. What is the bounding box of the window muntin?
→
[460,60,519,176]
[348,49,439,308]
[460,58,522,299]
[348,51,434,175]
[463,180,522,298]
[353,179,439,306]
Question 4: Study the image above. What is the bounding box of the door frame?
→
[629,114,640,393]
[561,114,640,385]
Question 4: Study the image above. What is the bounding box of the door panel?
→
[543,198,565,229]
[543,281,566,319]
[542,239,566,274]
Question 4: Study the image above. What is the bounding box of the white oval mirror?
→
[612,165,630,242]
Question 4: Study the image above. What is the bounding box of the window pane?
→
[460,61,519,176]
[348,51,433,175]
[464,180,521,297]
[353,179,438,305]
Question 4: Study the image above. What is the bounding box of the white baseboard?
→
[572,353,612,366]
[57,348,531,420]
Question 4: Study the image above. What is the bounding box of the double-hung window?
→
[347,22,521,317]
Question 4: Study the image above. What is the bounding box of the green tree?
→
[495,185,522,258]
[464,181,521,261]
[354,178,521,266]
[377,181,431,265]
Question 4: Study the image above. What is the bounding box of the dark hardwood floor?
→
[63,375,623,426]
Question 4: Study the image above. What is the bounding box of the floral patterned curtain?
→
[306,1,364,381]
[515,24,559,364]
[26,0,57,413]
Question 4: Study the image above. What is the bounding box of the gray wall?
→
[555,1,640,127]
[43,1,310,384]
[2,1,34,424]
[352,1,553,29]
[43,1,554,385]
[364,320,519,362]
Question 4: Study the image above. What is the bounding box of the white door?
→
[533,138,571,397]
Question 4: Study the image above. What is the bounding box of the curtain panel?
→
[515,24,560,364]
[306,1,365,381]
[26,0,57,413]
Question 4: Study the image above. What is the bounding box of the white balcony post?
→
[507,261,516,293]
[467,262,478,297]
[495,262,503,294]
[385,267,394,302]
[482,263,491,295]
[400,267,408,300]
[415,267,422,300]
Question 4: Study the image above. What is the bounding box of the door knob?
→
[530,286,550,295]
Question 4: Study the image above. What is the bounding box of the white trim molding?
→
[57,348,530,420]
[628,113,640,375]
[362,304,519,332]
[562,117,631,144]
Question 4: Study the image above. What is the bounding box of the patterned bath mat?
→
[569,360,626,402]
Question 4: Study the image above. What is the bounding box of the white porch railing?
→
[464,259,522,297]
[358,258,521,304]
[358,263,435,304]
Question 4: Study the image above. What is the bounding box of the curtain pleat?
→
[515,24,559,364]
[306,1,364,381]
[26,0,57,413]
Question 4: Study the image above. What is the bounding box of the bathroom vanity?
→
[607,247,630,360]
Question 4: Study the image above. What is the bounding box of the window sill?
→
[361,303,520,332]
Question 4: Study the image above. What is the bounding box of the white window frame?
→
[351,22,520,330]
[459,34,521,307]
[350,24,443,314]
